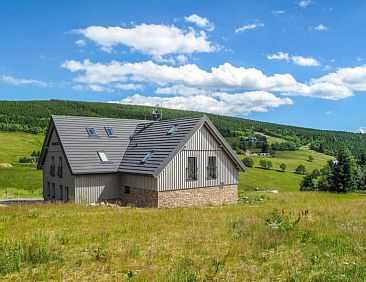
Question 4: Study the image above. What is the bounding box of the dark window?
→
[105,127,116,137]
[187,157,198,180]
[86,127,97,137]
[140,150,155,164]
[59,185,63,201]
[51,183,55,199]
[46,182,50,197]
[167,124,179,135]
[207,156,217,179]
[98,151,109,162]
[50,156,55,176]
[64,186,69,202]
[125,186,130,194]
[57,157,63,178]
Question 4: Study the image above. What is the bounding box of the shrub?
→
[242,157,254,167]
[259,159,272,170]
[308,155,314,162]
[300,174,316,191]
[295,164,307,175]
[280,163,287,172]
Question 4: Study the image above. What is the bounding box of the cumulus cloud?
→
[114,83,145,91]
[235,23,264,33]
[61,59,297,90]
[311,65,366,91]
[184,14,214,31]
[0,75,51,87]
[62,59,366,101]
[315,24,328,31]
[298,0,312,8]
[75,24,216,55]
[115,91,293,116]
[267,52,321,67]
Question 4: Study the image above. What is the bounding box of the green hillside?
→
[239,149,334,192]
[0,132,43,198]
[1,100,366,158]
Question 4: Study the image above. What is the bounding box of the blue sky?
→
[1,0,366,132]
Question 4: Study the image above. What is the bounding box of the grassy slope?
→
[0,132,44,197]
[239,149,334,192]
[1,192,366,281]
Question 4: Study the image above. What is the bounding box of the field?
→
[239,149,334,192]
[1,192,366,281]
[0,132,43,198]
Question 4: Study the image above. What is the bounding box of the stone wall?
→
[119,187,158,208]
[157,185,238,208]
[113,185,237,208]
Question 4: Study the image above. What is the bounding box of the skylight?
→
[86,127,97,137]
[140,150,155,164]
[105,127,116,137]
[98,151,109,162]
[167,124,179,135]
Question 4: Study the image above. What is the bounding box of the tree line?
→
[1,100,366,158]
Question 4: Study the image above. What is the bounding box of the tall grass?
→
[1,193,366,280]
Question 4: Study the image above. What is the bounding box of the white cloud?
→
[75,39,86,47]
[298,0,312,8]
[235,22,264,33]
[114,83,145,91]
[115,91,293,116]
[357,127,366,134]
[73,84,108,92]
[61,59,298,90]
[315,24,328,31]
[0,75,51,87]
[184,14,214,31]
[176,54,188,65]
[272,10,286,15]
[312,65,366,91]
[267,52,321,67]
[76,24,216,55]
[62,59,366,102]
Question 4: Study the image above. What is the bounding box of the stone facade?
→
[119,187,158,208]
[157,185,238,208]
[107,185,238,208]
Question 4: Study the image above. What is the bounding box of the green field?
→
[0,132,43,198]
[239,149,334,192]
[1,192,366,281]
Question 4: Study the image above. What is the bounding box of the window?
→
[187,157,198,180]
[57,157,63,178]
[64,186,69,203]
[86,127,97,137]
[207,156,217,179]
[50,156,55,176]
[59,185,63,201]
[98,151,109,162]
[105,127,116,137]
[51,183,55,199]
[167,124,179,135]
[125,186,130,194]
[140,150,155,164]
[46,182,50,198]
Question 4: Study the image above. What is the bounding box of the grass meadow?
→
[1,192,366,281]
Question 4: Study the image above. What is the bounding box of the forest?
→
[0,100,366,158]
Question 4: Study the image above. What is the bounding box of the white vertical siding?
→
[74,173,120,203]
[157,125,239,191]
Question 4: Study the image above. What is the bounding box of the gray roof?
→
[38,115,246,176]
[119,116,204,176]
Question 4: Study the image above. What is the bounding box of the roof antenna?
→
[152,104,162,122]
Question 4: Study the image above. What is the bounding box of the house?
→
[37,115,246,207]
